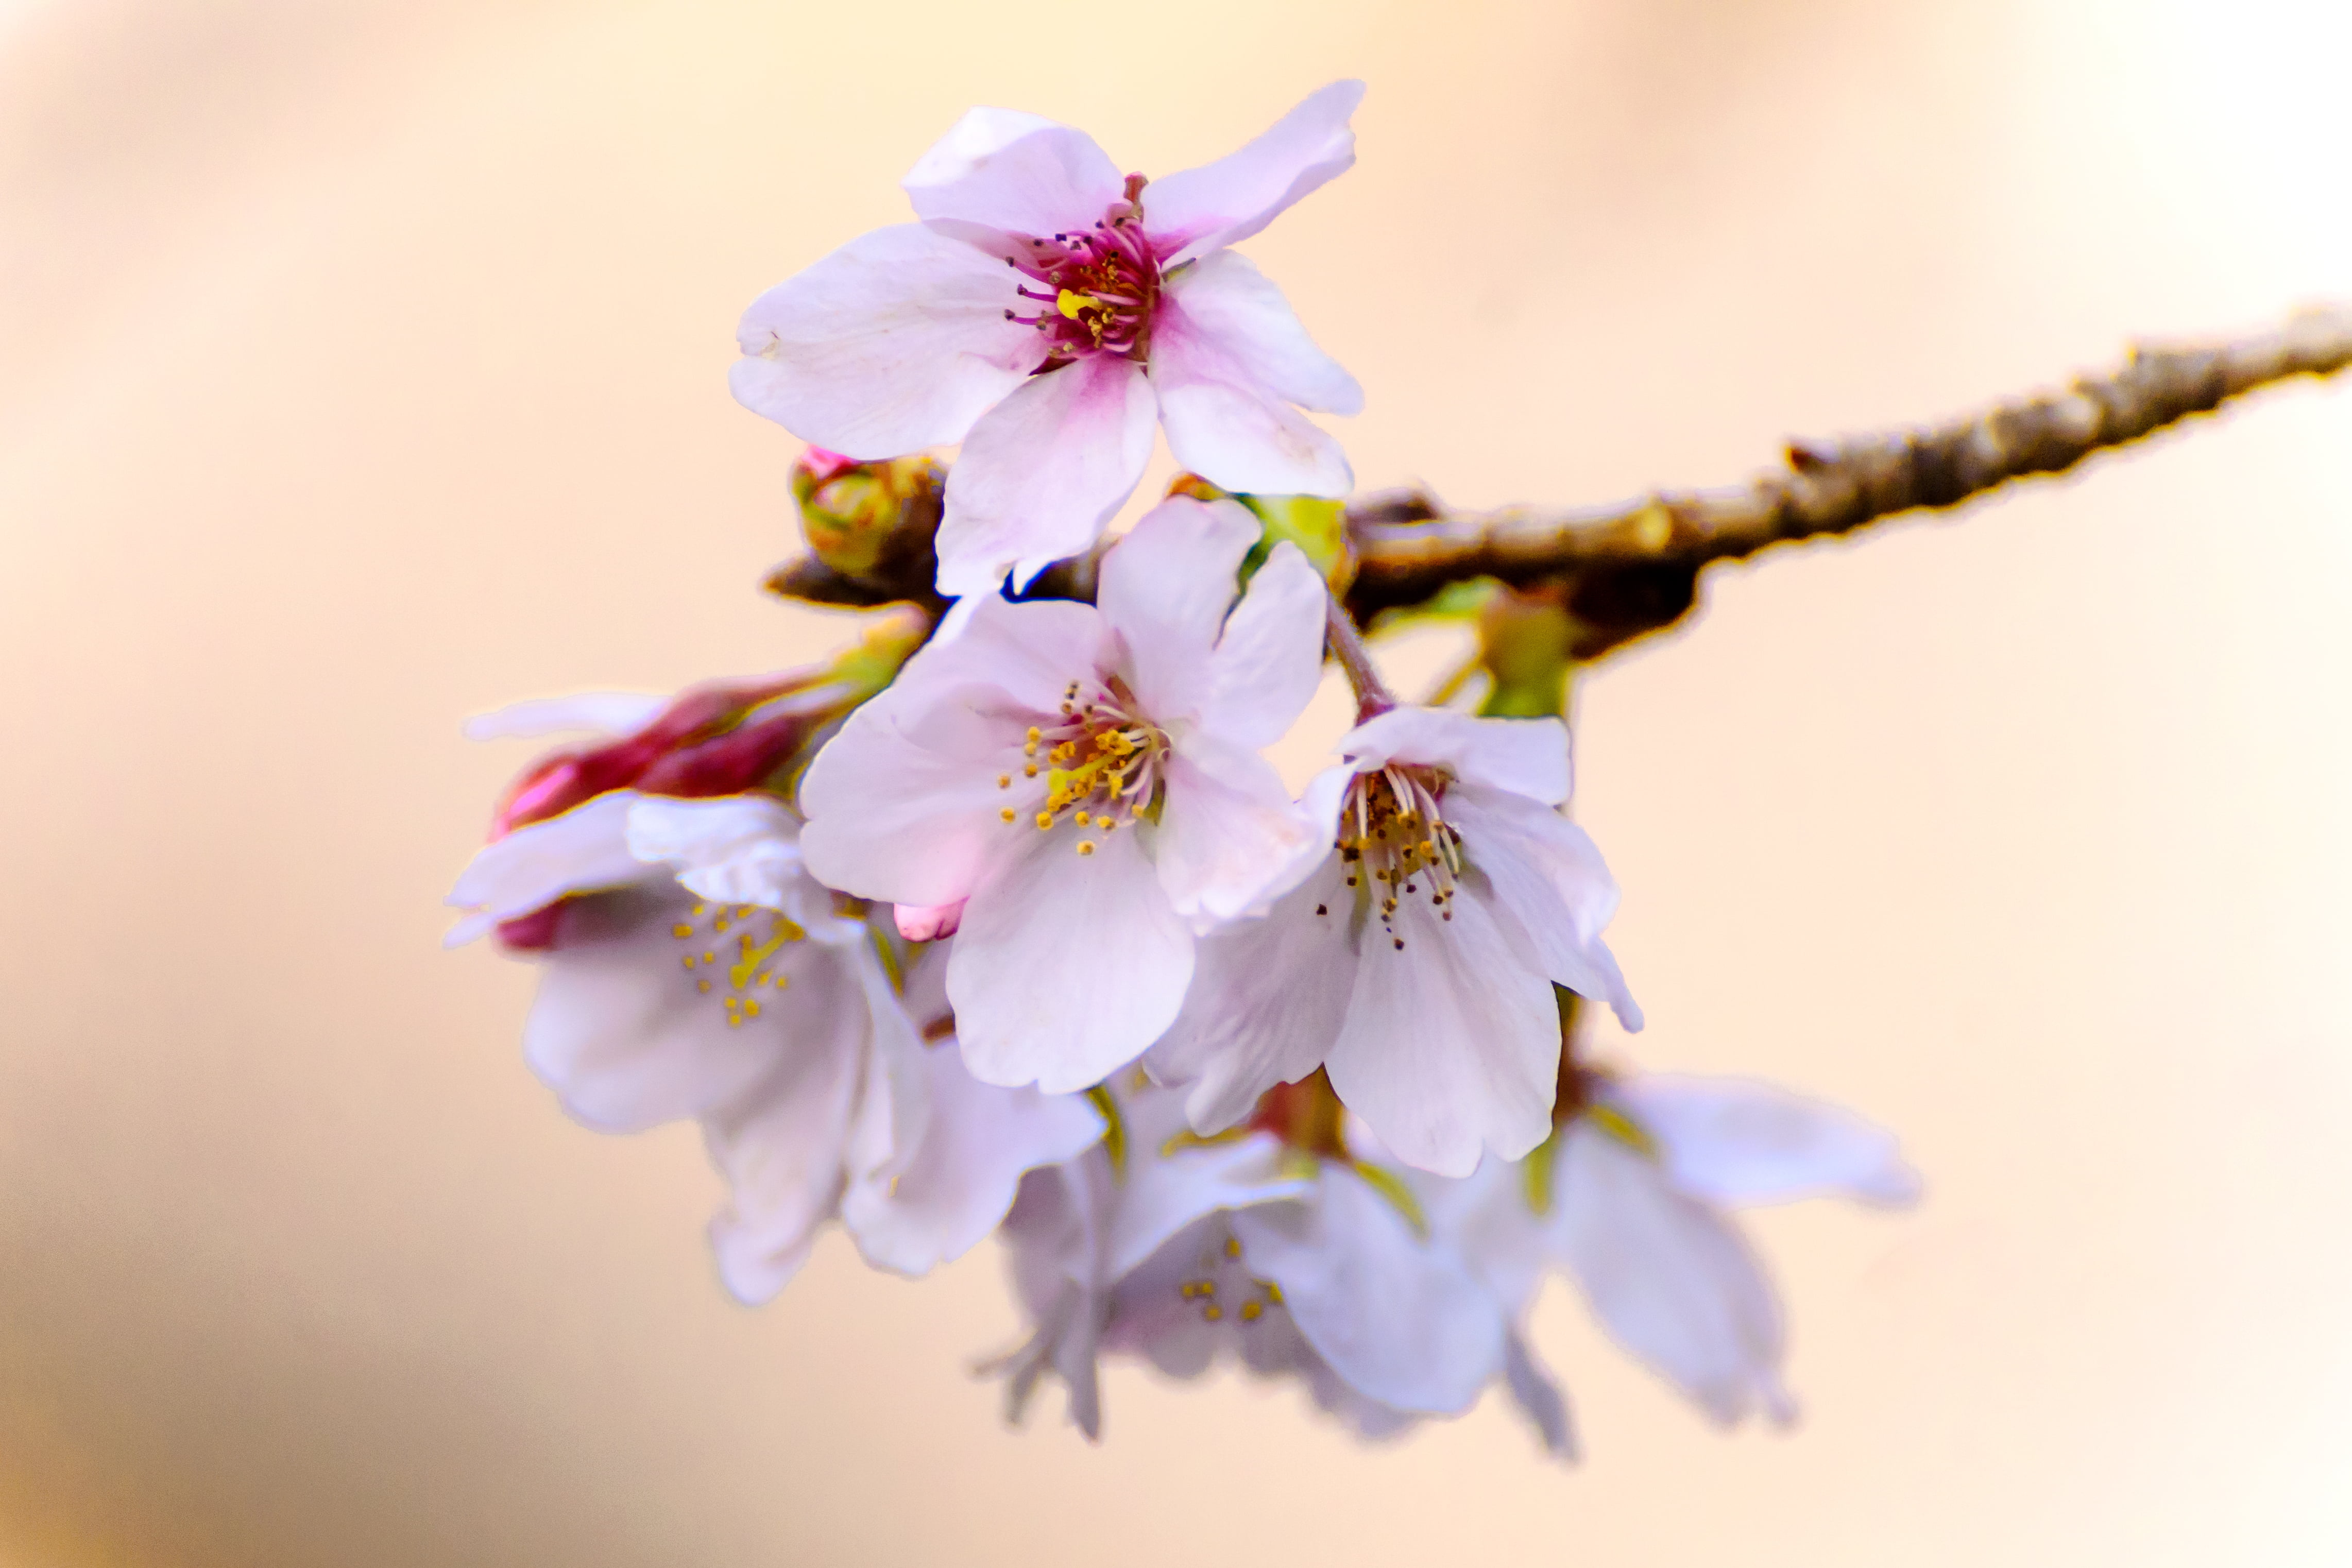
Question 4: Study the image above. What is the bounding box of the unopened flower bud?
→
[788,448,943,586]
[1475,583,1579,718]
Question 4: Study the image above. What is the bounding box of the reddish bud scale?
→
[1249,1068,1351,1160]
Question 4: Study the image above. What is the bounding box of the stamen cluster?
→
[1328,765,1463,948]
[1003,175,1160,365]
[671,900,807,1027]
[996,676,1168,856]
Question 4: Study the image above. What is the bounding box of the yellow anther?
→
[681,956,697,970]
[997,774,1011,789]
[713,916,730,934]
[1024,764,1038,777]
[1224,1236,1241,1258]
[1035,811,1053,830]
[1074,811,1091,826]
[773,974,789,989]
[672,923,693,939]
[1265,1282,1283,1305]
[1001,808,1017,823]
[1239,1300,1263,1322]
[1203,1304,1223,1322]
[696,979,712,994]
[1026,726,1041,742]
[743,999,761,1019]
[729,923,804,992]
[1076,841,1096,856]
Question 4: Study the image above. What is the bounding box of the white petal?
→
[1146,858,1354,1132]
[1504,1328,1580,1462]
[1154,733,1325,929]
[946,817,1195,1092]
[799,601,1108,906]
[1339,707,1573,805]
[1204,542,1330,749]
[936,356,1157,595]
[844,1045,1104,1276]
[1232,1162,1507,1414]
[521,890,851,1133]
[1108,1140,1307,1280]
[1095,496,1259,723]
[1610,1076,1923,1208]
[462,692,666,742]
[1141,80,1364,264]
[1423,1153,1553,1313]
[1323,877,1561,1178]
[903,112,1125,240]
[730,223,1046,456]
[1445,785,1641,1031]
[444,792,650,947]
[1157,249,1362,414]
[1552,1123,1791,1425]
[624,794,832,929]
[1150,309,1353,497]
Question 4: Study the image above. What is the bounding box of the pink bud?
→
[894,900,966,942]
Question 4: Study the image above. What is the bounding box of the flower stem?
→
[1324,590,1394,721]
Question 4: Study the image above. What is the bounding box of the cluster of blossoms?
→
[450,84,1918,1452]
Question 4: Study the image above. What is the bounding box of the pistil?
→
[1002,174,1161,366]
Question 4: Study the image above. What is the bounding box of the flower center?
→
[670,899,806,1027]
[1003,174,1160,366]
[1173,1223,1285,1327]
[1319,765,1462,950]
[994,675,1169,857]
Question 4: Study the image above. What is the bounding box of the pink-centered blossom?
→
[796,496,1328,1094]
[1148,706,1644,1178]
[731,83,1366,596]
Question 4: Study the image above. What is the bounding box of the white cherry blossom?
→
[990,1079,1524,1441]
[1439,1071,1920,1428]
[1149,706,1642,1178]
[448,790,1101,1299]
[797,496,1328,1095]
[731,83,1366,594]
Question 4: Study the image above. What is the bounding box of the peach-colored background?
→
[4,1,2348,1563]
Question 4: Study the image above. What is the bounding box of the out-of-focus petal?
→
[731,224,1047,457]
[936,356,1157,595]
[1141,81,1365,264]
[844,1041,1105,1276]
[1147,858,1353,1133]
[904,111,1126,240]
[1203,542,1329,749]
[1504,1328,1580,1462]
[462,692,666,742]
[1232,1162,1507,1414]
[1157,249,1362,414]
[947,819,1194,1092]
[1339,707,1573,805]
[1550,1123,1792,1426]
[1610,1076,1923,1208]
[444,792,648,947]
[1323,874,1562,1178]
[624,794,828,927]
[1095,496,1259,723]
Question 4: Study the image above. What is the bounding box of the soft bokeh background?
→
[4,0,2348,1562]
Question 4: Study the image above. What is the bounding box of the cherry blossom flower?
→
[796,496,1328,1094]
[990,1076,1527,1441]
[1438,1070,1921,1427]
[448,787,1100,1299]
[1148,706,1643,1178]
[731,82,1367,595]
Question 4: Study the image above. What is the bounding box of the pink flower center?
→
[1003,174,1161,366]
[993,673,1168,857]
[1320,766,1463,949]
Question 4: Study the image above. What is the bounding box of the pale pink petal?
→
[1149,306,1353,498]
[701,962,874,1304]
[1141,80,1365,264]
[624,795,832,928]
[1095,496,1259,722]
[1340,707,1573,805]
[887,591,1113,718]
[903,111,1125,240]
[1323,877,1562,1177]
[936,356,1157,595]
[1550,1123,1792,1425]
[843,1041,1106,1276]
[521,889,847,1132]
[444,792,649,947]
[1230,1162,1506,1414]
[947,817,1194,1092]
[730,224,1046,457]
[1146,858,1354,1134]
[894,900,966,941]
[796,679,1035,908]
[1103,1098,1307,1278]
[1158,249,1362,413]
[1444,785,1642,1030]
[1155,732,1325,928]
[1504,1328,1580,1461]
[1204,542,1330,748]
[1609,1077,1923,1209]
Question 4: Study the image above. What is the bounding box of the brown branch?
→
[1343,303,2352,655]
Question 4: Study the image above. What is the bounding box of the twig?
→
[1343,304,2352,654]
